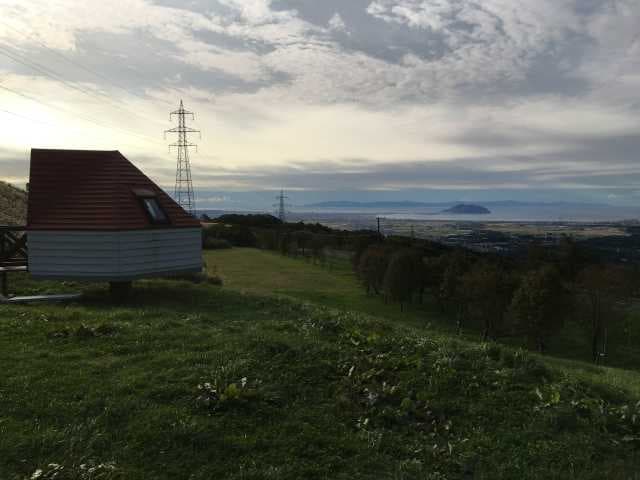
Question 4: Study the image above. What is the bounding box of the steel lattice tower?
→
[275,190,288,223]
[165,100,200,216]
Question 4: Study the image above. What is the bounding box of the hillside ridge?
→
[0,181,27,225]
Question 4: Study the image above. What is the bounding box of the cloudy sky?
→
[1,0,639,208]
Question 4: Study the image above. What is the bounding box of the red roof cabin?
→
[27,149,202,286]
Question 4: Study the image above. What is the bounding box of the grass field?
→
[205,248,448,332]
[206,249,640,372]
[0,249,639,479]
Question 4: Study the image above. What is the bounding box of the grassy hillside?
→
[1,253,639,479]
[206,249,640,373]
[0,181,27,225]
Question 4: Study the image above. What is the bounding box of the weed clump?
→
[196,378,263,412]
[47,323,119,340]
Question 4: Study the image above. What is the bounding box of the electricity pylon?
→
[274,190,289,223]
[165,100,200,216]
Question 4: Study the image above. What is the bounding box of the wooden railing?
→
[0,226,27,297]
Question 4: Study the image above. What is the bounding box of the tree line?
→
[355,236,638,363]
[202,213,639,364]
[202,214,377,266]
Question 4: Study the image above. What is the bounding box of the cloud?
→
[0,0,640,205]
[328,13,347,33]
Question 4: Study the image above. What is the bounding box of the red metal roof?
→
[27,149,201,231]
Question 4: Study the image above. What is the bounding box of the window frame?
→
[133,189,170,225]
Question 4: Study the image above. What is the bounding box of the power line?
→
[0,20,191,105]
[0,83,163,145]
[0,21,195,129]
[0,107,162,152]
[0,45,103,100]
[0,107,52,126]
[0,42,167,129]
[0,20,176,108]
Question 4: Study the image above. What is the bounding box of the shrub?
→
[215,214,281,227]
[254,229,278,250]
[202,224,257,248]
[168,271,209,284]
[204,238,232,250]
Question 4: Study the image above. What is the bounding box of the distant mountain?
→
[442,204,491,215]
[480,200,608,208]
[305,201,453,209]
[304,200,611,209]
[0,182,27,226]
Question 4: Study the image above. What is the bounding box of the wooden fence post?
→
[1,230,7,297]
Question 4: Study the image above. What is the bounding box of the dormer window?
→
[133,188,169,225]
[143,198,168,224]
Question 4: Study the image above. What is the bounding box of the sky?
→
[1,0,640,209]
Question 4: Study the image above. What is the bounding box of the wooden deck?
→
[0,266,27,273]
[0,293,82,304]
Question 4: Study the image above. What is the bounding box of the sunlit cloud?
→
[0,0,639,205]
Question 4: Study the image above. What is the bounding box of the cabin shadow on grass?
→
[80,280,227,312]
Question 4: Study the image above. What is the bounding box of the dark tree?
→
[576,264,633,363]
[310,235,327,266]
[383,249,419,311]
[294,231,313,256]
[217,214,282,227]
[526,240,548,269]
[510,265,569,353]
[439,250,473,333]
[422,255,448,311]
[558,235,590,281]
[279,232,292,256]
[461,261,516,341]
[351,233,382,271]
[358,245,391,295]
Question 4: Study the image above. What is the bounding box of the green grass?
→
[207,247,640,409]
[205,248,453,333]
[206,248,640,371]
[0,250,639,478]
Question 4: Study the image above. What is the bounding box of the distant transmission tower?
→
[274,190,289,222]
[165,100,200,216]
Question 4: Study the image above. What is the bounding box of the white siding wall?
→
[28,228,202,280]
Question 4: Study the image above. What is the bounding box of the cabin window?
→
[142,198,169,224]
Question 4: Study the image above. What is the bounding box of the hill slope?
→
[0,181,27,225]
[206,249,640,373]
[1,262,639,479]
